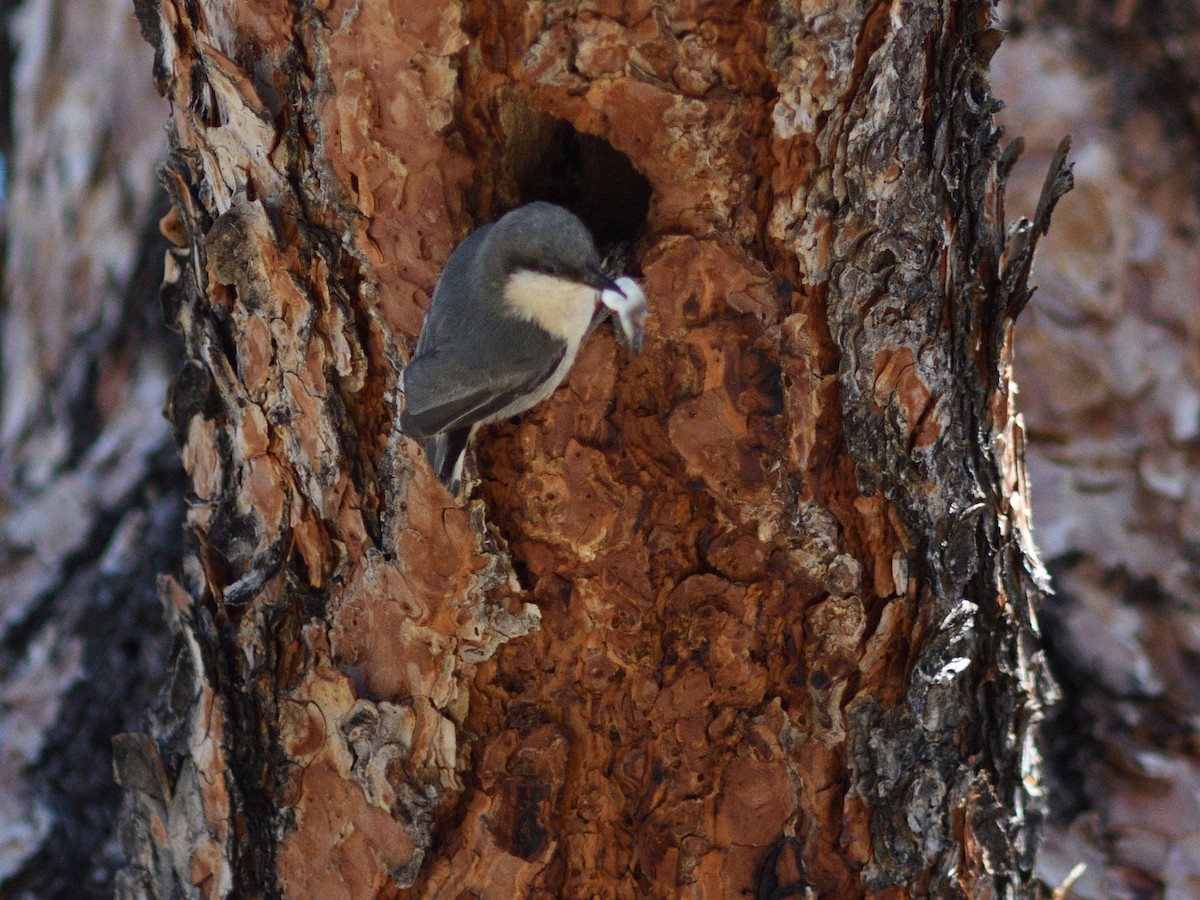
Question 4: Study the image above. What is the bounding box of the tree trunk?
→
[113,0,1065,897]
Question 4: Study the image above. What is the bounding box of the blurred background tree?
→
[0,0,177,896]
[997,2,1200,896]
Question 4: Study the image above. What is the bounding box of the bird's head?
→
[489,203,644,350]
[493,202,620,291]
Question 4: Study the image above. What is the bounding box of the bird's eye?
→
[537,262,558,276]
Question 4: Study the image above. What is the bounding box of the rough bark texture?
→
[0,0,178,896]
[109,1,1068,897]
[10,0,1200,897]
[994,4,1200,898]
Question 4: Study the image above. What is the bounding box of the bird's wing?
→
[413,225,493,355]
[400,342,565,438]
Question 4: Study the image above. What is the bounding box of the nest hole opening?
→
[498,96,651,259]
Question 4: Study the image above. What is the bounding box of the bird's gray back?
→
[413,224,498,355]
[403,217,568,439]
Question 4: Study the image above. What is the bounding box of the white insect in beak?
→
[600,276,647,353]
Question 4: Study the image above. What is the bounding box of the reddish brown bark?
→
[116,1,1063,896]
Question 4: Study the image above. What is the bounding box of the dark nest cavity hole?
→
[495,95,652,264]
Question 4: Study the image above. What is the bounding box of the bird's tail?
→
[421,427,472,494]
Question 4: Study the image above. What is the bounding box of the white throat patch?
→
[504,271,598,344]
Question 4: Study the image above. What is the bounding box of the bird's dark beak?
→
[584,264,623,295]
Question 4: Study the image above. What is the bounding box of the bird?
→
[399,202,646,494]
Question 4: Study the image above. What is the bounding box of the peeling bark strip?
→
[123,0,1064,896]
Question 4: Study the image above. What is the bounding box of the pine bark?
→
[113,0,1064,897]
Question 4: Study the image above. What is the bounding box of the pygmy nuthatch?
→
[400,202,647,493]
